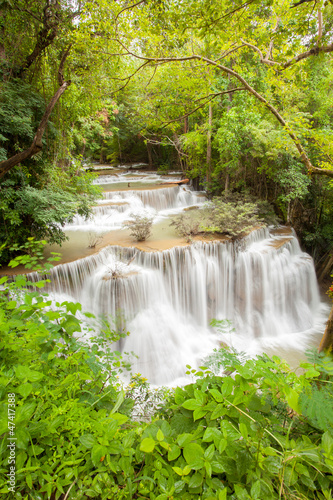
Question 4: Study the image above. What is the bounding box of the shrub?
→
[124,213,154,241]
[203,196,262,237]
[170,213,201,242]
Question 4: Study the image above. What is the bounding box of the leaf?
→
[91,444,108,467]
[15,365,43,382]
[17,383,33,398]
[168,444,181,461]
[16,402,36,423]
[239,423,248,440]
[26,473,33,489]
[211,404,226,419]
[286,388,300,413]
[183,443,204,465]
[189,472,203,488]
[250,480,261,498]
[193,407,208,421]
[140,437,155,453]
[209,389,224,402]
[172,466,184,476]
[156,429,164,442]
[79,434,96,449]
[204,443,215,461]
[182,399,201,411]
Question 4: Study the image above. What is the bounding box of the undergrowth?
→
[0,244,332,499]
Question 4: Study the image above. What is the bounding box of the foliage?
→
[0,167,102,266]
[170,212,202,242]
[124,213,154,241]
[0,252,333,498]
[0,253,134,499]
[203,197,262,238]
[0,79,46,162]
[328,275,333,301]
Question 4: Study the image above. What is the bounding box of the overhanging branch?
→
[0,80,71,179]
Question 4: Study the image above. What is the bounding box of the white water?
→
[66,184,204,231]
[45,224,329,385]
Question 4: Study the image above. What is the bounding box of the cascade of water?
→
[45,227,328,385]
[66,186,205,230]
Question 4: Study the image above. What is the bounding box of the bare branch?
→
[241,39,278,66]
[115,0,146,23]
[58,44,72,86]
[282,43,333,69]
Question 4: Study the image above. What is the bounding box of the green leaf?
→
[189,472,203,488]
[16,402,36,423]
[251,479,261,498]
[15,365,43,382]
[140,437,155,453]
[168,444,181,461]
[17,383,33,398]
[204,443,215,461]
[172,466,184,476]
[91,444,108,467]
[79,434,96,449]
[156,429,164,442]
[239,423,248,440]
[26,473,33,489]
[209,388,224,402]
[211,404,226,419]
[182,399,201,411]
[183,443,204,465]
[193,407,208,421]
[286,388,300,413]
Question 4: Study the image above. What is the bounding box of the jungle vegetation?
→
[0,0,333,265]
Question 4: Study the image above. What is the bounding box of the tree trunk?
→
[319,304,333,353]
[0,81,71,179]
[147,141,153,168]
[206,102,212,184]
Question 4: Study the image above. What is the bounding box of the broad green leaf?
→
[17,383,32,398]
[182,399,201,411]
[79,434,96,449]
[140,437,155,453]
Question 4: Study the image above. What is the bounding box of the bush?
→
[170,213,201,242]
[124,213,154,241]
[203,196,262,238]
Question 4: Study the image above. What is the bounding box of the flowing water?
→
[43,171,329,385]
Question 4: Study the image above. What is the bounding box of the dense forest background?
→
[1,0,333,270]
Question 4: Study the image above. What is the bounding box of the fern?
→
[300,385,333,433]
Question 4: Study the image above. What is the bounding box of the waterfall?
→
[45,227,328,385]
[66,186,205,230]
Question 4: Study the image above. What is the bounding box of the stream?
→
[44,169,330,385]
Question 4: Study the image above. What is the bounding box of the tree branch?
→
[58,44,72,86]
[115,0,146,22]
[114,41,332,177]
[240,39,278,66]
[159,88,246,130]
[282,43,333,69]
[0,81,71,179]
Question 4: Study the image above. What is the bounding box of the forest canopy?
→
[0,0,333,260]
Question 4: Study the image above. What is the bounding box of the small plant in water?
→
[87,232,103,248]
[170,213,201,242]
[123,212,154,241]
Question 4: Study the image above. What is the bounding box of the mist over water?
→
[39,171,329,384]
[46,228,328,384]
